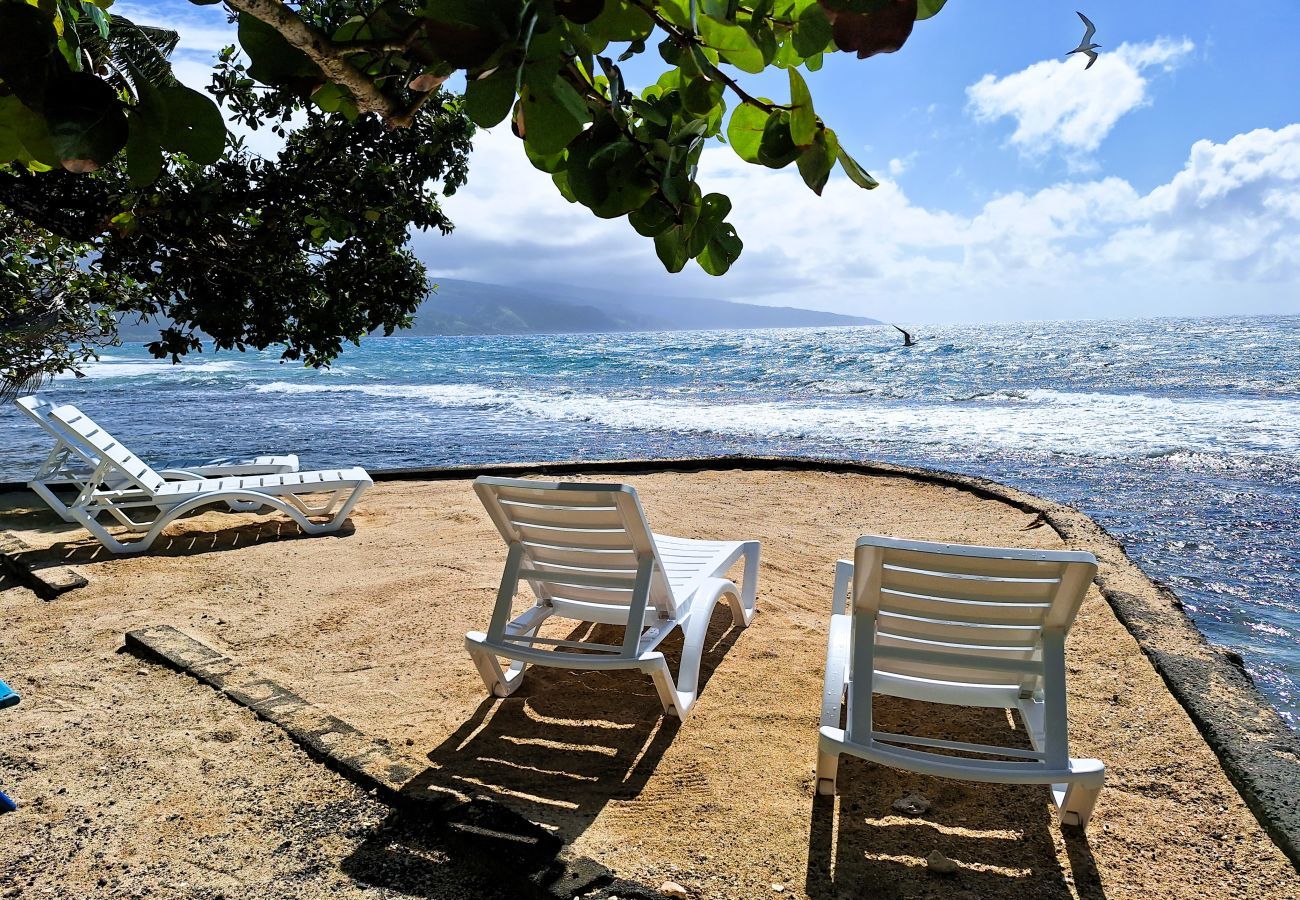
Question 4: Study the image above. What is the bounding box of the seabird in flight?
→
[892,325,915,347]
[1068,11,1101,69]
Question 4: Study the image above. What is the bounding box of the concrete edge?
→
[123,625,666,900]
[9,452,1296,869]
[0,531,87,600]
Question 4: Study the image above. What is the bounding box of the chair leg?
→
[654,578,741,720]
[467,641,529,698]
[1057,779,1103,829]
[816,749,840,795]
[734,541,760,627]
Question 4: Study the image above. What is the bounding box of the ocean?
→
[1,315,1296,728]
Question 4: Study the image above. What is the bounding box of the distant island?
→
[405,278,879,335]
[114,278,878,342]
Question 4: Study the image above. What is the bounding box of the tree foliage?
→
[2,0,952,277]
[0,205,148,397]
[1,1,474,381]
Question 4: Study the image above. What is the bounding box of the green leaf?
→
[726,102,769,164]
[237,12,320,85]
[520,74,589,154]
[0,96,59,168]
[795,127,838,195]
[629,197,675,237]
[916,0,948,20]
[788,68,815,147]
[757,111,799,168]
[696,221,741,275]
[156,84,226,164]
[837,145,879,189]
[124,108,163,186]
[654,224,690,273]
[697,16,765,74]
[464,66,518,127]
[44,71,129,170]
[792,3,834,57]
[586,1,654,42]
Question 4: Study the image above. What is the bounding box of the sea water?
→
[2,315,1296,727]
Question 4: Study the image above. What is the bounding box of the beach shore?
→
[1,466,1296,898]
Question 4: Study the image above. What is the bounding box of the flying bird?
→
[892,324,915,347]
[1068,11,1101,69]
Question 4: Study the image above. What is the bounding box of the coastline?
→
[2,458,1297,894]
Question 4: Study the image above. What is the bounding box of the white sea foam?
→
[68,358,248,379]
[249,380,1300,458]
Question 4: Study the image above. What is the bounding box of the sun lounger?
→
[466,476,760,719]
[26,402,370,554]
[817,535,1106,828]
[16,395,298,522]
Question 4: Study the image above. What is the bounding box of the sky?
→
[120,1,1300,323]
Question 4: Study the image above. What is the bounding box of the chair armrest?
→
[832,559,854,616]
[821,613,852,731]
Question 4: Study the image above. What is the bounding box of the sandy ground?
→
[1,469,1297,899]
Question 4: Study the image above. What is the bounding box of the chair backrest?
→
[474,476,676,617]
[15,395,72,445]
[46,403,166,494]
[852,535,1097,691]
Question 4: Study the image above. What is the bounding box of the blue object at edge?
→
[0,678,18,710]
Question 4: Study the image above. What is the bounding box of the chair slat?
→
[873,644,1040,685]
[877,611,1042,648]
[877,589,1050,627]
[494,485,622,507]
[881,565,1059,604]
[541,582,636,606]
[503,504,626,530]
[882,546,1066,579]
[514,523,636,550]
[524,544,641,571]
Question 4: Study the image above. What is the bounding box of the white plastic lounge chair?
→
[817,535,1105,828]
[29,402,370,554]
[16,395,299,523]
[466,476,760,719]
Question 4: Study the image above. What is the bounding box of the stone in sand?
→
[892,792,932,816]
[926,849,959,875]
[659,881,690,898]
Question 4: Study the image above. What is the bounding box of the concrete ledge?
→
[0,531,87,600]
[124,625,665,900]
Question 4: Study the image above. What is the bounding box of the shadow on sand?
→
[0,494,356,568]
[340,610,744,898]
[805,697,1104,899]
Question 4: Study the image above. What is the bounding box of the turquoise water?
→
[2,315,1297,726]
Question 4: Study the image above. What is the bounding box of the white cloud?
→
[966,38,1195,166]
[421,123,1300,322]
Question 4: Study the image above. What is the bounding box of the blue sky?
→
[121,1,1300,322]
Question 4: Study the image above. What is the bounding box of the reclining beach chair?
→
[817,535,1106,828]
[24,402,370,554]
[466,476,760,719]
[16,395,299,523]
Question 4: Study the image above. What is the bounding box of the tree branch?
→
[221,0,404,124]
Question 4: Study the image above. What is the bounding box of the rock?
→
[926,849,959,876]
[658,882,690,898]
[892,792,931,816]
[771,883,786,892]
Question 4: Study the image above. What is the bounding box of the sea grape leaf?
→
[238,12,321,84]
[837,144,879,189]
[156,83,226,163]
[44,70,129,170]
[726,102,770,164]
[824,0,917,58]
[464,66,518,127]
[788,68,816,147]
[916,0,948,20]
